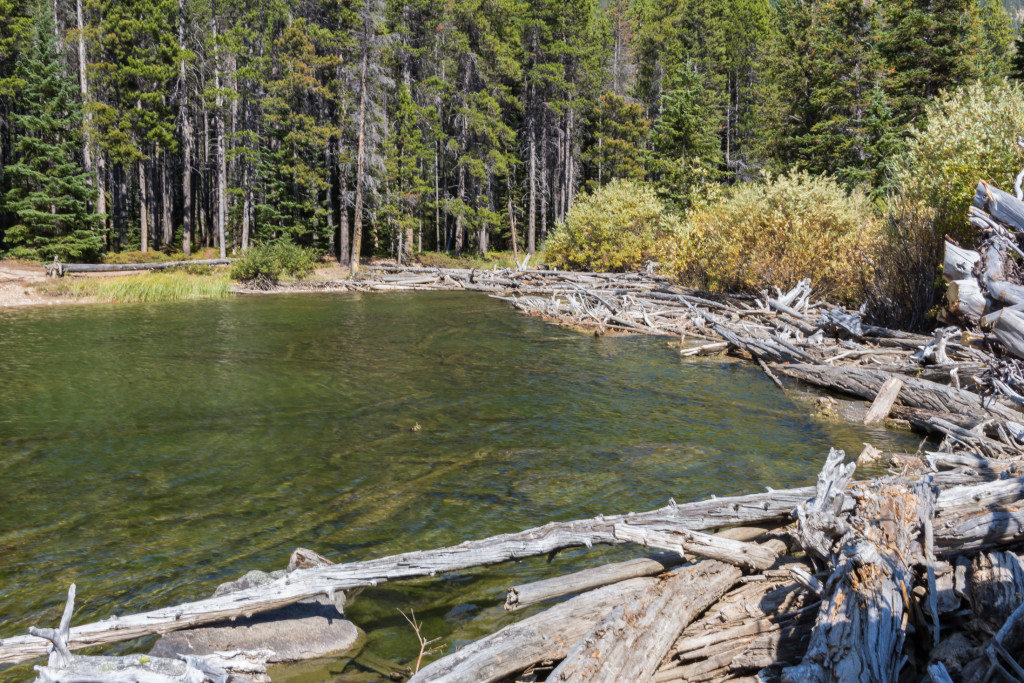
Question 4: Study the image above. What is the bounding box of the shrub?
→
[271,241,320,278]
[229,242,320,285]
[103,250,176,264]
[542,179,684,272]
[681,170,881,303]
[230,244,283,285]
[891,80,1024,245]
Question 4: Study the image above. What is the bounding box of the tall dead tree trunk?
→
[349,9,369,274]
[178,0,192,255]
[211,4,227,259]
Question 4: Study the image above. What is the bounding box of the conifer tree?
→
[2,1,100,260]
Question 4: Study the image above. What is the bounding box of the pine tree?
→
[581,91,648,192]
[2,1,100,260]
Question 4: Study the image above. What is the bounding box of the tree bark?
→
[350,12,369,274]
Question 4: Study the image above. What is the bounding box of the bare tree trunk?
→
[338,161,350,265]
[138,157,149,253]
[349,19,369,274]
[161,152,171,247]
[528,119,536,255]
[178,0,192,256]
[212,5,227,258]
[434,141,440,252]
[506,171,519,261]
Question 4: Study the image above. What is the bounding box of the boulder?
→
[150,569,362,663]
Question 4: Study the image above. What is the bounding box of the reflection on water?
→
[0,291,919,679]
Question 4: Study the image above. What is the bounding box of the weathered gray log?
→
[790,448,855,562]
[407,577,656,683]
[59,259,233,273]
[946,279,988,321]
[782,478,920,683]
[27,585,271,683]
[864,377,903,425]
[944,243,982,282]
[934,505,1024,553]
[0,488,814,665]
[984,306,1024,360]
[968,551,1024,635]
[547,561,742,682]
[504,552,684,611]
[935,477,1024,516]
[775,364,1023,423]
[974,180,1024,233]
[613,523,779,570]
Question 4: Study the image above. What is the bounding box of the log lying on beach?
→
[613,523,779,571]
[55,258,234,274]
[546,560,742,682]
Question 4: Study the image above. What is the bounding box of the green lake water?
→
[0,291,920,681]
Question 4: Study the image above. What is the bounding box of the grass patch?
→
[44,271,231,303]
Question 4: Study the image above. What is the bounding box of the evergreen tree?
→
[2,1,100,260]
[581,91,648,192]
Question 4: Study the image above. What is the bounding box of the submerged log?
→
[547,561,742,682]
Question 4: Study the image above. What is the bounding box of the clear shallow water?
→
[0,292,919,680]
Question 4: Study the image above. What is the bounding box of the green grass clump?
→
[49,271,231,303]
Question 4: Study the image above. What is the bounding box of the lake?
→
[0,291,919,680]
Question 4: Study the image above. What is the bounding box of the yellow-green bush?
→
[542,179,684,272]
[892,80,1024,244]
[681,170,880,303]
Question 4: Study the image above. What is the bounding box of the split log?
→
[864,377,903,425]
[775,364,1023,423]
[613,523,780,571]
[983,306,1024,360]
[407,577,656,683]
[0,488,814,665]
[790,448,856,562]
[547,561,742,682]
[504,551,684,611]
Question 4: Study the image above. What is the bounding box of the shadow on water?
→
[0,291,923,680]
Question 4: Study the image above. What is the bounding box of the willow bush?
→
[542,179,685,272]
[891,80,1024,246]
[680,170,881,303]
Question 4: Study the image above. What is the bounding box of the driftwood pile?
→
[14,186,1024,681]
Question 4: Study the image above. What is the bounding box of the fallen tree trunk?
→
[0,488,815,665]
[504,552,684,611]
[547,561,742,682]
[775,364,1023,423]
[59,259,234,273]
[407,577,657,683]
[613,523,779,571]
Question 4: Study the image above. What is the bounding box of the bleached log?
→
[782,479,921,683]
[863,377,903,425]
[504,552,684,611]
[775,364,1023,423]
[547,561,742,683]
[983,306,1024,360]
[613,523,780,571]
[790,448,855,562]
[0,488,814,665]
[946,279,988,322]
[944,243,982,282]
[974,181,1024,233]
[407,577,656,683]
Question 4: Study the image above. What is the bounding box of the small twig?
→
[398,608,444,673]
